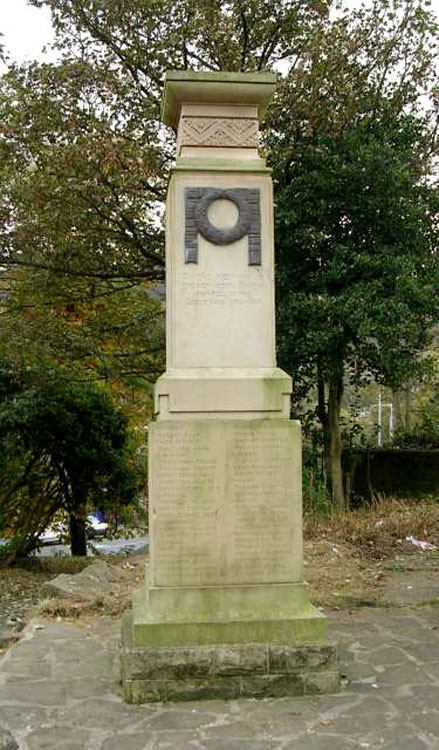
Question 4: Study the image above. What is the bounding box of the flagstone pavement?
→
[0,597,438,749]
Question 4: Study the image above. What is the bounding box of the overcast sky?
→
[0,0,55,71]
[0,0,438,72]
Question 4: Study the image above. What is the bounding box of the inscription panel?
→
[174,264,273,368]
[150,420,302,587]
[179,270,264,308]
[169,173,276,369]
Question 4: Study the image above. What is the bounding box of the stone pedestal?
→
[121,71,338,703]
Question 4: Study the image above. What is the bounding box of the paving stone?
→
[52,651,114,679]
[25,621,87,640]
[363,726,431,749]
[1,566,439,750]
[201,740,270,750]
[409,709,439,736]
[101,732,154,750]
[56,698,150,730]
[0,678,67,706]
[51,640,107,663]
[151,731,206,749]
[167,698,230,714]
[374,662,437,686]
[283,734,358,749]
[368,645,414,666]
[0,658,52,677]
[201,721,267,743]
[3,640,51,661]
[147,709,220,731]
[0,706,53,732]
[25,727,93,750]
[66,677,117,700]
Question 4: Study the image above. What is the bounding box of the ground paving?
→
[0,575,438,749]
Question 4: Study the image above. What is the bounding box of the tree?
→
[0,371,141,561]
[271,107,438,508]
[0,1,331,390]
[1,0,437,511]
[1,0,330,284]
[0,264,165,386]
[264,0,438,508]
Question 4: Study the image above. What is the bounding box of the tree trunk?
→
[404,386,412,431]
[70,508,87,557]
[327,378,345,511]
[316,361,330,493]
[392,389,402,432]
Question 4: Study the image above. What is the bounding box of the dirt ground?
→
[1,498,438,634]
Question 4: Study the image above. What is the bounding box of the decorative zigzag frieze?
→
[178,116,259,148]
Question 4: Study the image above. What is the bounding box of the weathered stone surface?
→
[124,676,243,704]
[2,678,68,706]
[44,560,129,598]
[56,697,147,730]
[212,644,267,676]
[1,657,52,677]
[269,643,337,674]
[122,645,214,680]
[147,708,220,730]
[202,741,270,750]
[123,672,316,703]
[121,637,339,702]
[0,728,18,750]
[25,727,92,750]
[240,674,305,699]
[0,706,52,733]
[148,419,302,590]
[101,734,153,750]
[305,670,341,695]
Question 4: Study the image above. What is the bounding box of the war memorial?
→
[121,70,339,702]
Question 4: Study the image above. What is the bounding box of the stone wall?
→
[345,449,439,500]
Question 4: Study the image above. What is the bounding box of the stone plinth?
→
[121,611,339,703]
[121,71,338,703]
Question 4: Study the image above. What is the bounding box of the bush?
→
[0,371,144,563]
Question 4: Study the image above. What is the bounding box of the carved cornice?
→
[178,116,259,149]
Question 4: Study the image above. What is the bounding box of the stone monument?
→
[121,71,338,702]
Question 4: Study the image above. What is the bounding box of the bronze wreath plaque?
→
[184,187,261,265]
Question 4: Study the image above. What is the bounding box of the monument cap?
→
[162,70,277,129]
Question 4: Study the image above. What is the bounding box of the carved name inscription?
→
[150,421,300,587]
[151,423,219,584]
[178,270,264,308]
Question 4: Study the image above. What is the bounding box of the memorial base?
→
[120,417,339,703]
[121,610,339,704]
[121,579,339,703]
